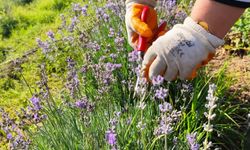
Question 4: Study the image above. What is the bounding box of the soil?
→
[208,48,250,102]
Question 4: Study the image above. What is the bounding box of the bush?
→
[12,0,33,5]
[0,15,18,38]
[0,46,8,63]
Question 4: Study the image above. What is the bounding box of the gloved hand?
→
[125,0,159,49]
[142,17,224,81]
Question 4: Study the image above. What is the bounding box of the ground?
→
[209,48,250,102]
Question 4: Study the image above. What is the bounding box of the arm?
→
[191,0,246,38]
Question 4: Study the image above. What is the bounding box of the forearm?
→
[191,0,246,38]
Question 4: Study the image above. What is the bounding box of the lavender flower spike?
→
[152,75,164,86]
[155,87,169,100]
[186,132,200,150]
[105,130,117,145]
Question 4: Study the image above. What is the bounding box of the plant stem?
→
[20,72,33,96]
[165,135,168,150]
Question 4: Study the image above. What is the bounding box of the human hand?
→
[125,0,160,49]
[142,17,224,81]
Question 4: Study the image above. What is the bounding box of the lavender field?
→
[0,0,249,149]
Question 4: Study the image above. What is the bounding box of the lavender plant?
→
[1,0,249,149]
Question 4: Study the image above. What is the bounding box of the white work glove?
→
[142,17,224,81]
[125,0,158,49]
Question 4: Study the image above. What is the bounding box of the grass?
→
[0,0,82,112]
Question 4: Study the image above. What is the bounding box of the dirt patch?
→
[209,48,250,102]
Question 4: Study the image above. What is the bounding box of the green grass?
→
[0,0,82,113]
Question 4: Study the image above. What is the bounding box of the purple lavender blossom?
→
[166,0,176,9]
[72,3,81,12]
[114,37,125,47]
[186,132,200,150]
[103,13,110,22]
[30,96,42,110]
[106,1,120,15]
[159,102,172,113]
[96,8,105,20]
[46,30,55,40]
[105,63,122,72]
[128,50,139,62]
[69,16,79,32]
[75,100,87,109]
[66,58,80,99]
[152,75,164,86]
[110,53,117,59]
[175,10,187,21]
[155,87,169,100]
[108,28,115,37]
[86,41,101,51]
[105,130,117,145]
[126,117,132,125]
[81,5,88,16]
[80,65,88,73]
[36,38,50,54]
[7,133,12,140]
[109,118,118,127]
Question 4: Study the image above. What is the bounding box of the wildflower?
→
[86,41,101,51]
[109,118,118,128]
[81,5,88,16]
[155,87,169,100]
[106,1,121,15]
[69,16,79,32]
[105,130,117,145]
[152,75,164,86]
[128,50,139,62]
[36,38,50,54]
[114,37,124,46]
[186,132,200,150]
[105,63,122,72]
[110,53,117,59]
[203,84,218,149]
[103,13,110,22]
[7,133,12,140]
[75,99,87,109]
[154,106,181,136]
[115,111,121,118]
[203,123,213,132]
[175,10,187,21]
[66,58,80,99]
[108,28,115,37]
[159,102,172,113]
[80,65,88,73]
[96,8,105,20]
[30,96,41,111]
[173,136,178,145]
[46,30,55,40]
[73,3,81,12]
[126,117,132,125]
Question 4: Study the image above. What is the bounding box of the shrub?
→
[0,15,18,38]
[0,46,8,63]
[12,0,34,5]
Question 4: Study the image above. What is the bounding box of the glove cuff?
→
[184,17,225,48]
[126,0,157,8]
